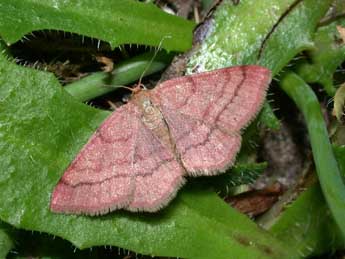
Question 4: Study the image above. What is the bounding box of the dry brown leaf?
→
[95,56,114,72]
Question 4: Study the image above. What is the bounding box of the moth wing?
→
[127,119,185,212]
[156,108,241,175]
[151,66,271,175]
[50,104,138,215]
[51,103,185,214]
[152,66,271,132]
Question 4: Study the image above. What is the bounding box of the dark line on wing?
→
[158,68,245,156]
[96,129,132,144]
[180,126,215,155]
[61,158,175,187]
[258,0,304,59]
[200,69,232,120]
[212,67,246,125]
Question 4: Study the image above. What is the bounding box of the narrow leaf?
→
[279,71,345,239]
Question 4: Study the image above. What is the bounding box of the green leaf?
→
[0,0,195,51]
[188,0,295,72]
[187,0,332,75]
[268,184,344,257]
[266,146,345,257]
[295,19,345,96]
[257,0,333,74]
[279,71,345,239]
[0,43,292,258]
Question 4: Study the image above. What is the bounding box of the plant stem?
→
[64,51,174,102]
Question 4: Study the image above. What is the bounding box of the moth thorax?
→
[141,99,164,130]
[138,98,173,151]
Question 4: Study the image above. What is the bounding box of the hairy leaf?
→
[187,0,332,75]
[0,0,194,51]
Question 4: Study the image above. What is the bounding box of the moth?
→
[50,65,271,215]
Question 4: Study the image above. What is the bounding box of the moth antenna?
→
[101,84,140,95]
[137,35,172,88]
